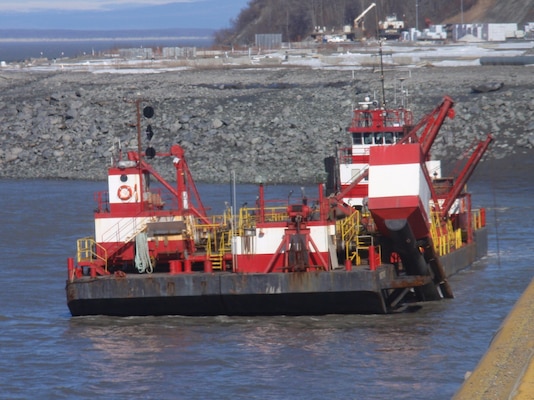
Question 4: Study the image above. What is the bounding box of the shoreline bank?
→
[0,50,532,183]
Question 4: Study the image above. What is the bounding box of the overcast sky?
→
[0,0,250,30]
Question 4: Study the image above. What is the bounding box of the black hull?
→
[67,228,487,317]
[67,269,391,316]
[68,291,389,317]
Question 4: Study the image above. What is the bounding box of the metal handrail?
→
[76,237,108,271]
[430,212,461,256]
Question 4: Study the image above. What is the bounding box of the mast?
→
[378,40,387,108]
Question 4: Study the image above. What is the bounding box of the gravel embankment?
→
[0,64,532,183]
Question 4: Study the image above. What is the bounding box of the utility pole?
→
[415,0,419,31]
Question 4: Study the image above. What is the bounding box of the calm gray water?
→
[0,38,212,62]
[0,174,532,399]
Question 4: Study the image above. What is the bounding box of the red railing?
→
[347,108,413,131]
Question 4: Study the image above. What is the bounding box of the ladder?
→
[209,230,231,270]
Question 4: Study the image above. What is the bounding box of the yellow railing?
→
[338,210,360,242]
[431,207,486,256]
[76,237,108,271]
[353,235,377,265]
[238,208,256,236]
[203,229,231,270]
[262,206,288,222]
[430,212,462,256]
[336,210,378,266]
[236,206,288,235]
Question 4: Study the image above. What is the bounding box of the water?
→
[0,38,212,62]
[0,174,532,399]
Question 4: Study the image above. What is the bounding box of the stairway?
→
[209,230,231,270]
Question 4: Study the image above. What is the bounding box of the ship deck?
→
[67,228,487,317]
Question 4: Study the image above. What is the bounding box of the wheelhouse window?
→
[395,132,404,143]
[354,131,404,146]
[352,133,362,145]
[375,133,383,144]
[363,132,373,144]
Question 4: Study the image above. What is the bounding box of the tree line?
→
[213,0,478,46]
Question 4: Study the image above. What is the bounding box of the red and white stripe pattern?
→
[367,144,431,239]
[234,223,334,273]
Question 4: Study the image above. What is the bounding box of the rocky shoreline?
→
[0,63,533,183]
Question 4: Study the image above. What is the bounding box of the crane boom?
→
[439,134,493,218]
[399,95,455,159]
[354,3,376,28]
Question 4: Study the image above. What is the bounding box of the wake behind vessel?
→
[66,82,492,317]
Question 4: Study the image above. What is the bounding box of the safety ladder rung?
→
[209,254,223,270]
[356,236,373,246]
[77,257,95,264]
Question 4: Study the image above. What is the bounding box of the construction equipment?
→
[354,3,376,31]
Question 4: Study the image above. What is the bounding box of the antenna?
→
[378,40,386,108]
[373,8,387,108]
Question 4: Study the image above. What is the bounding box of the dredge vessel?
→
[66,91,492,317]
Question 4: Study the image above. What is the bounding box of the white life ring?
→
[117,185,133,201]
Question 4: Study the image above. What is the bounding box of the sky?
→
[0,0,251,30]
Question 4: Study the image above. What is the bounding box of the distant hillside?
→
[215,0,534,45]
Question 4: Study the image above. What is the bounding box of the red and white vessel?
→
[335,94,448,209]
[66,88,492,317]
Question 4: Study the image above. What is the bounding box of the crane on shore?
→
[354,2,376,33]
